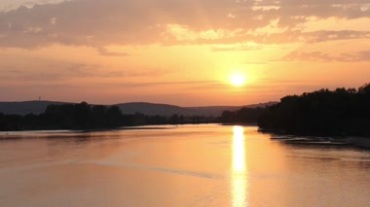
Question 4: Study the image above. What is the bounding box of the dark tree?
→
[258,83,370,137]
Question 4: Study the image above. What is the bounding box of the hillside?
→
[0,101,275,117]
[114,102,194,116]
[114,102,246,116]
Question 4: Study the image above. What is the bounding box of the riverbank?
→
[270,134,370,149]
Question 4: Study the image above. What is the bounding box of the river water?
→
[0,124,369,207]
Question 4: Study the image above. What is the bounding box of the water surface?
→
[0,124,369,207]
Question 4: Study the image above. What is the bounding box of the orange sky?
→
[0,0,369,106]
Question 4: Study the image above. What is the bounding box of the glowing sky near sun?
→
[0,0,369,106]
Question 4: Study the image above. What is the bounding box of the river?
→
[0,124,369,207]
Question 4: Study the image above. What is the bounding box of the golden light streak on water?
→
[231,126,248,207]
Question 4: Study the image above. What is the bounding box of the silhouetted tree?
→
[221,107,266,124]
[258,83,370,137]
[91,105,108,128]
[106,106,123,127]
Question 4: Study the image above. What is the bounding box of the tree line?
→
[0,102,217,131]
[222,83,370,137]
[220,107,266,124]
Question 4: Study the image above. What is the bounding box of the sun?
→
[230,73,247,87]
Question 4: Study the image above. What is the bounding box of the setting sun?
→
[0,0,369,106]
[230,73,247,87]
[0,0,369,206]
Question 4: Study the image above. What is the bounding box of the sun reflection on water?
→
[232,126,248,207]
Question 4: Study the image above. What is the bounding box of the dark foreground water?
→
[0,124,369,207]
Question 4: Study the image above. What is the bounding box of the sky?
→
[0,0,369,106]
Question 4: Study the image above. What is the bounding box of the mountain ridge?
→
[0,101,277,117]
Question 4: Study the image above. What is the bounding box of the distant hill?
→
[114,101,277,117]
[187,102,277,116]
[115,102,238,116]
[186,106,242,116]
[0,101,277,117]
[114,102,195,116]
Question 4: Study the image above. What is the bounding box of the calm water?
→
[0,124,369,207]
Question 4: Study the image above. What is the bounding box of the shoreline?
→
[270,134,370,149]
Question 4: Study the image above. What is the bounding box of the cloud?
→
[0,0,66,12]
[302,30,370,43]
[0,63,99,81]
[0,0,368,50]
[283,50,370,62]
[90,80,224,91]
[0,60,169,81]
[97,47,129,57]
[211,43,263,52]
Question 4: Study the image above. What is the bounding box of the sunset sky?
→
[0,0,369,106]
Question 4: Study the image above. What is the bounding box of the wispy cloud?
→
[0,0,66,12]
[211,43,263,52]
[0,61,170,81]
[284,50,370,62]
[96,47,129,57]
[0,0,368,49]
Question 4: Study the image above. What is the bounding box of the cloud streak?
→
[0,0,368,50]
[0,61,170,81]
[284,50,370,62]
